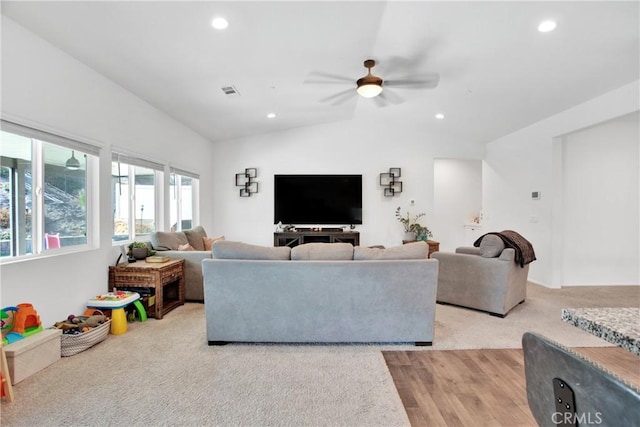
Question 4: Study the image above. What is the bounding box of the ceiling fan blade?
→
[305,71,354,84]
[384,73,440,89]
[378,89,404,105]
[318,88,355,105]
[373,94,390,108]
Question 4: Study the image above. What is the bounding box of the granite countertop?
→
[562,307,640,356]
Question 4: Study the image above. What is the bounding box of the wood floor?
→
[383,346,640,427]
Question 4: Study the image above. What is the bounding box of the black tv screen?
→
[274,175,362,225]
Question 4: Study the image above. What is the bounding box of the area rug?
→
[0,303,409,427]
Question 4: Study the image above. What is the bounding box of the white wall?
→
[560,112,639,285]
[211,113,484,249]
[484,81,640,287]
[0,16,215,325]
[433,159,482,252]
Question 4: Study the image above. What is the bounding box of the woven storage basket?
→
[60,319,111,357]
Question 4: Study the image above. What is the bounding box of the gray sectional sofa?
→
[150,226,222,301]
[202,241,439,345]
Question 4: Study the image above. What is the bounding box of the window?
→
[170,168,199,232]
[112,153,163,242]
[0,120,98,259]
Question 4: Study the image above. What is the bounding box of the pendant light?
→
[65,150,80,170]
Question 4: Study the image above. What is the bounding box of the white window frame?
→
[0,120,99,263]
[170,167,200,232]
[111,151,164,244]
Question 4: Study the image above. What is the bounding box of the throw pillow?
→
[178,243,195,251]
[291,243,354,261]
[150,231,189,251]
[212,240,291,260]
[203,235,225,251]
[479,234,505,258]
[183,226,207,251]
[354,241,428,260]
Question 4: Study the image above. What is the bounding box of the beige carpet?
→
[1,283,638,426]
[425,283,640,350]
[1,303,409,427]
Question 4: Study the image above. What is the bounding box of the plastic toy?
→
[87,291,145,335]
[12,303,42,336]
[1,304,43,345]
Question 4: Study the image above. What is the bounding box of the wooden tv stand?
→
[274,230,360,247]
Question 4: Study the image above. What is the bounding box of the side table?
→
[108,259,185,319]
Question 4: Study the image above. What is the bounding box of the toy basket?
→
[60,319,111,357]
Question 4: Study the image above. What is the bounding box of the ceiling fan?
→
[306,59,440,106]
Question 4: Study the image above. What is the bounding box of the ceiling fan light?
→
[357,83,383,98]
[65,150,80,170]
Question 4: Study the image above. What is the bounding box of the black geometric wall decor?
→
[236,168,259,197]
[379,167,402,197]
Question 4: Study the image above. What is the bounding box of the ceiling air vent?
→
[221,85,240,96]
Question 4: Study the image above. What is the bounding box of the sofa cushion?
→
[291,243,354,261]
[354,241,427,260]
[212,240,291,260]
[178,243,195,251]
[479,234,505,258]
[184,226,208,251]
[151,231,189,251]
[203,235,225,251]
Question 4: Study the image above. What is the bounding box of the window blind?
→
[170,166,200,180]
[1,120,101,156]
[112,151,164,171]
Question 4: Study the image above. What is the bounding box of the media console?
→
[274,229,360,247]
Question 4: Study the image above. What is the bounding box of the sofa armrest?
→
[161,250,212,263]
[157,250,212,301]
[454,246,515,262]
[498,248,516,262]
[455,246,481,255]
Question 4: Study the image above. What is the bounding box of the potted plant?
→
[414,224,433,242]
[395,207,430,241]
[128,241,155,260]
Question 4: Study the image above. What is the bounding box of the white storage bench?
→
[4,329,62,384]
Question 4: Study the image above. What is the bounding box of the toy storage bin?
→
[60,319,111,357]
[4,328,62,384]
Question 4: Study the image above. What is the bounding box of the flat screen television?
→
[274,174,362,225]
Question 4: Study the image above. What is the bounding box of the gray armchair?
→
[431,238,529,317]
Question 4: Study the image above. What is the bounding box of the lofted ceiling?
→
[1,1,638,146]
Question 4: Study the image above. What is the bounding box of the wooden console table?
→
[274,230,360,247]
[108,259,185,319]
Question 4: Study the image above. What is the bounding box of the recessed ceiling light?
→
[267,113,277,119]
[435,113,445,120]
[538,20,557,33]
[211,17,229,30]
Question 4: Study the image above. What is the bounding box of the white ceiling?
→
[2,1,639,146]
